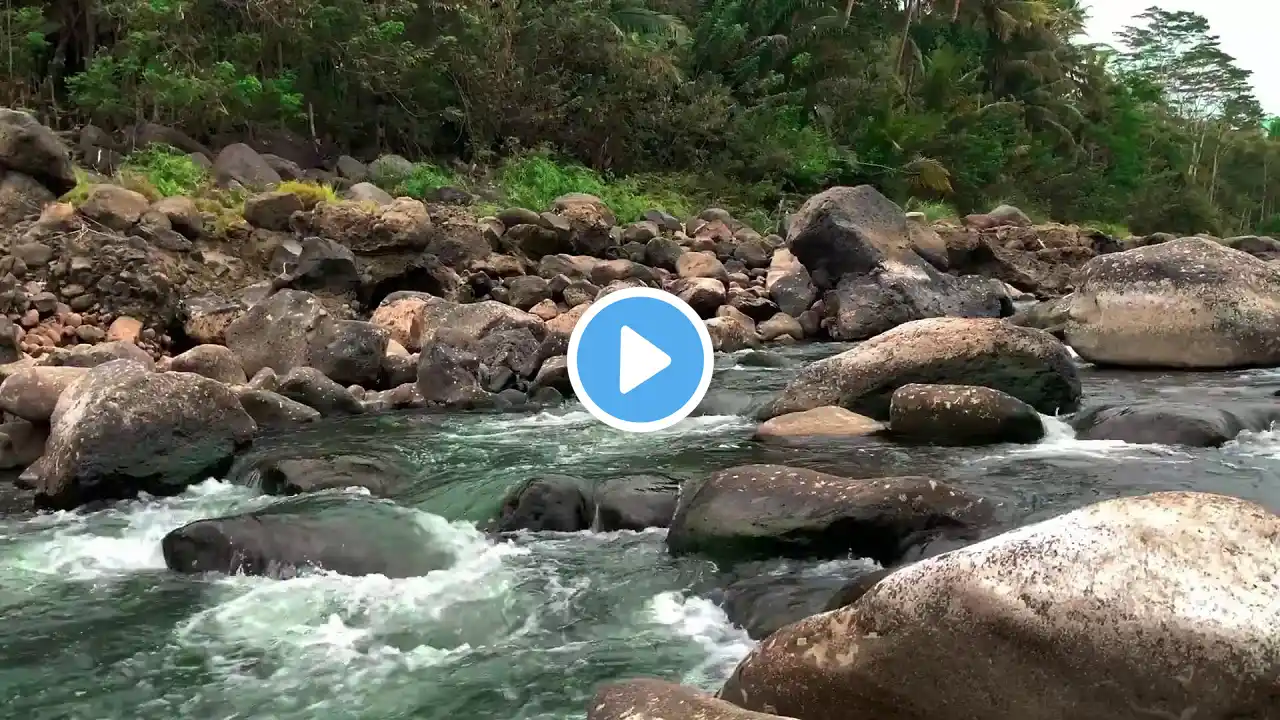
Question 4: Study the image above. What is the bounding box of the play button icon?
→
[618,325,671,394]
[568,287,714,432]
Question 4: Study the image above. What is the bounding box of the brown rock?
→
[676,250,729,281]
[78,184,150,232]
[529,298,559,321]
[0,365,89,422]
[107,316,143,344]
[889,383,1045,445]
[753,406,885,443]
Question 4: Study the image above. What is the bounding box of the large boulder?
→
[224,289,329,377]
[245,453,412,497]
[26,360,257,509]
[788,186,1006,340]
[761,317,1080,421]
[1065,237,1280,368]
[0,366,88,423]
[667,465,991,565]
[491,474,594,533]
[718,491,1280,720]
[162,494,462,578]
[0,109,76,195]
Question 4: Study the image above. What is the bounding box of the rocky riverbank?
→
[1,108,1278,719]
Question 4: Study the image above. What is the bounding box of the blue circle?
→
[572,295,709,425]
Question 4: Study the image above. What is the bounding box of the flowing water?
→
[3,343,1280,719]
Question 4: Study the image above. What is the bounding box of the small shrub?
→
[120,144,208,197]
[395,163,458,199]
[278,179,339,208]
[1083,220,1131,238]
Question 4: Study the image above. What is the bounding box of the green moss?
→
[59,168,95,205]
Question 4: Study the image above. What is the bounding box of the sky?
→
[1081,0,1279,115]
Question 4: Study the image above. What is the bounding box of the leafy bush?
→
[496,153,697,223]
[394,164,459,199]
[119,144,208,198]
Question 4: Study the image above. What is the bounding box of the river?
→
[2,343,1279,719]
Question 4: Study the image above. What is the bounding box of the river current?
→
[3,343,1279,719]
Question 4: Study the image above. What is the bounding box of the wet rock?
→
[224,289,329,377]
[589,678,790,720]
[1066,237,1280,368]
[532,355,571,395]
[761,317,1080,421]
[28,360,256,509]
[492,474,594,532]
[712,561,872,640]
[753,406,885,443]
[250,453,410,497]
[1070,401,1280,447]
[592,474,680,531]
[0,366,87,422]
[667,464,991,565]
[889,383,1045,445]
[162,494,461,578]
[0,109,76,195]
[234,387,320,430]
[718,491,1280,720]
[823,567,894,611]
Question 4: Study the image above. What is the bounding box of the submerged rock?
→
[27,360,257,510]
[1070,402,1280,447]
[248,453,412,497]
[492,474,594,533]
[718,491,1280,720]
[162,494,462,578]
[1066,237,1280,368]
[667,464,991,565]
[760,317,1080,420]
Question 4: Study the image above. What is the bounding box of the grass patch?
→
[278,179,339,208]
[1082,220,1131,238]
[394,163,459,199]
[60,168,94,205]
[904,198,960,223]
[495,153,700,225]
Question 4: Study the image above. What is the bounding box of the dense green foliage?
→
[2,0,1277,234]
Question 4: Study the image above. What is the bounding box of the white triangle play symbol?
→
[618,325,671,395]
